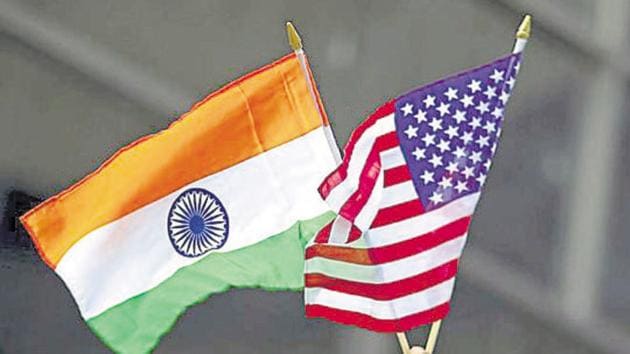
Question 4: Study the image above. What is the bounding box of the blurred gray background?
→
[1,0,629,353]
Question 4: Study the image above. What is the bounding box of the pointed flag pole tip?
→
[516,14,532,39]
[286,21,303,51]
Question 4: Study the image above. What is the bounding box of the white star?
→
[423,94,436,108]
[483,159,492,171]
[419,170,434,184]
[476,101,490,115]
[461,131,474,145]
[453,110,466,124]
[438,176,453,189]
[469,116,482,129]
[429,191,443,204]
[428,118,443,132]
[460,94,474,108]
[436,102,451,117]
[453,146,467,159]
[436,139,451,153]
[454,180,469,193]
[483,85,497,100]
[499,91,510,105]
[421,132,436,146]
[470,151,483,164]
[468,79,482,93]
[404,125,419,139]
[462,165,475,179]
[414,109,427,124]
[476,135,490,148]
[483,121,496,134]
[491,107,503,119]
[412,147,426,160]
[506,77,516,89]
[490,69,505,84]
[514,62,521,73]
[428,154,443,168]
[476,173,487,186]
[444,87,458,101]
[445,161,459,174]
[444,125,459,139]
[401,103,414,116]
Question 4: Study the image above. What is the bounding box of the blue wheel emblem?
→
[167,188,229,257]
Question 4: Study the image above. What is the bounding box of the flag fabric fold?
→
[21,52,338,354]
[305,53,523,332]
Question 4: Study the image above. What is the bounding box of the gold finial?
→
[286,21,303,51]
[516,14,532,39]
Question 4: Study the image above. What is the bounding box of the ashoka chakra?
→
[167,188,229,257]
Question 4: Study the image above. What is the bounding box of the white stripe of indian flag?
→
[57,127,336,320]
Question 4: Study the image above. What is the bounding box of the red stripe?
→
[383,165,411,186]
[305,216,471,265]
[336,142,381,223]
[375,131,399,151]
[336,134,392,220]
[306,260,458,300]
[318,100,396,199]
[336,132,400,224]
[314,221,333,243]
[347,224,362,243]
[371,199,424,228]
[305,302,450,333]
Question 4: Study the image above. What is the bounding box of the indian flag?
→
[20,53,338,354]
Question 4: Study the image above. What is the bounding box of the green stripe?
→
[87,212,334,354]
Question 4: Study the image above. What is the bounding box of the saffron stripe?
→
[21,52,326,268]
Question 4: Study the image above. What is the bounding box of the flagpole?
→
[286,21,342,163]
[424,320,442,353]
[396,332,412,354]
[513,14,532,54]
[405,14,533,354]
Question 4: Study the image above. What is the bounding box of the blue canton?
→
[394,54,522,211]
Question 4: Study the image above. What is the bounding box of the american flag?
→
[304,53,522,332]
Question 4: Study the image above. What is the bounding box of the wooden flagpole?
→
[424,320,442,353]
[284,15,531,354]
[396,332,412,354]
